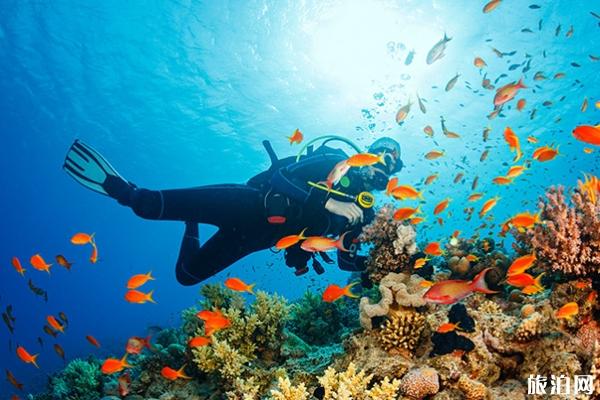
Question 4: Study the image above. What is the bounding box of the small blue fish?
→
[529,4,541,9]
[508,64,520,71]
[405,49,415,66]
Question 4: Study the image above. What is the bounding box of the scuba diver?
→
[63,136,403,286]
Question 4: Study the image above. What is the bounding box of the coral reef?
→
[269,376,310,400]
[398,367,439,399]
[359,206,417,282]
[48,358,103,400]
[378,310,425,355]
[456,374,487,400]
[513,312,544,342]
[317,362,401,400]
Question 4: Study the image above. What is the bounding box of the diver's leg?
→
[175,223,258,286]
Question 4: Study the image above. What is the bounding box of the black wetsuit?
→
[116,145,373,286]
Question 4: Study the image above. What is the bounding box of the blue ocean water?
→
[0,0,598,395]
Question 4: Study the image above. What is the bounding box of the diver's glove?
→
[325,198,364,225]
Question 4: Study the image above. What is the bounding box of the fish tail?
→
[471,267,499,294]
[298,228,307,239]
[517,78,527,88]
[146,290,157,304]
[247,283,256,295]
[534,272,546,288]
[344,282,360,298]
[147,271,155,281]
[32,354,39,368]
[335,232,350,252]
[121,354,132,369]
[378,153,387,166]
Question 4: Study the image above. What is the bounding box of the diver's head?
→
[364,137,404,191]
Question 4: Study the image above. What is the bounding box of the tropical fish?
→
[506,272,544,288]
[204,315,231,336]
[43,325,58,338]
[479,197,500,218]
[393,207,421,221]
[30,254,51,274]
[522,285,543,295]
[504,127,522,161]
[584,148,594,154]
[554,72,565,79]
[386,177,399,195]
[118,372,131,397]
[581,97,588,112]
[480,150,489,162]
[434,198,451,215]
[565,25,574,38]
[70,232,95,245]
[53,344,65,361]
[405,49,415,66]
[224,278,255,294]
[424,242,444,256]
[287,129,303,144]
[346,153,386,167]
[11,257,25,276]
[426,34,452,65]
[533,145,559,162]
[196,309,225,321]
[124,290,156,304]
[301,233,349,253]
[2,313,14,334]
[89,242,99,264]
[423,125,434,137]
[533,71,546,81]
[424,174,438,185]
[275,228,307,250]
[395,100,412,124]
[555,24,561,36]
[527,136,538,144]
[188,336,211,348]
[506,165,526,178]
[86,335,101,348]
[391,185,422,200]
[16,346,38,368]
[322,282,359,303]
[555,302,578,320]
[410,217,425,225]
[425,150,444,160]
[472,176,479,190]
[468,193,483,202]
[413,257,430,270]
[417,93,426,114]
[483,0,502,13]
[326,160,351,188]
[453,173,464,184]
[507,254,536,276]
[509,212,539,229]
[126,336,152,354]
[423,268,498,305]
[28,279,48,302]
[161,365,191,381]
[529,4,541,9]
[101,355,131,375]
[6,369,23,391]
[46,316,64,333]
[466,254,479,262]
[127,271,155,289]
[55,255,73,271]
[445,73,460,92]
[419,280,434,288]
[516,98,526,111]
[494,79,526,107]
[492,176,513,185]
[474,57,487,68]
[572,125,600,146]
[437,322,461,333]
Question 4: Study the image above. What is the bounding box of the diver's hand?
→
[325,199,364,225]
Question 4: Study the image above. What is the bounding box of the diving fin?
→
[63,139,125,196]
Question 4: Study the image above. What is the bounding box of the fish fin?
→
[344,282,360,298]
[147,271,155,281]
[335,231,351,252]
[517,78,527,88]
[471,267,499,294]
[534,272,546,288]
[121,354,132,369]
[32,354,39,368]
[298,228,307,239]
[146,290,157,304]
[378,153,387,166]
[247,283,256,295]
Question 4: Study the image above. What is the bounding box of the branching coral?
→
[515,186,600,278]
[359,206,417,282]
[49,358,103,400]
[359,272,428,329]
[318,362,401,400]
[269,377,310,400]
[378,310,425,355]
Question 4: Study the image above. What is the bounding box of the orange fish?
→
[30,254,52,274]
[124,290,156,304]
[554,72,565,79]
[126,336,152,354]
[423,125,434,137]
[494,79,526,107]
[473,57,487,68]
[572,125,600,146]
[70,232,95,245]
[506,165,526,178]
[326,160,351,188]
[161,365,191,381]
[555,302,579,320]
[434,198,451,215]
[6,369,23,391]
[386,177,399,195]
[584,147,594,154]
[224,277,255,294]
[188,336,211,348]
[480,149,489,162]
[391,185,422,200]
[11,257,26,276]
[516,98,526,111]
[483,0,501,13]
[322,282,359,303]
[101,354,131,375]
[301,233,349,253]
[86,335,101,348]
[47,316,64,333]
[393,207,421,221]
[503,127,522,161]
[492,176,513,185]
[275,228,307,250]
[419,280,434,288]
[288,129,303,144]
[465,254,479,262]
[410,217,425,225]
[587,290,597,304]
[127,271,155,289]
[507,253,536,276]
[452,230,461,239]
[533,145,559,162]
[424,268,498,304]
[53,343,65,361]
[346,153,385,167]
[413,257,430,269]
[522,284,544,295]
[527,136,538,144]
[509,212,539,229]
[90,242,99,264]
[196,309,225,321]
[424,174,439,185]
[204,316,231,336]
[395,100,412,124]
[55,255,73,271]
[573,280,590,290]
[425,150,444,160]
[468,193,483,202]
[479,197,500,218]
[506,272,544,288]
[437,322,461,333]
[118,372,131,397]
[424,242,444,256]
[16,346,39,368]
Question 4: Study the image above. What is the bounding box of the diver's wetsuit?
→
[118,146,373,286]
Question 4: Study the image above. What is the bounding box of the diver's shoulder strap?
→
[262,140,278,166]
